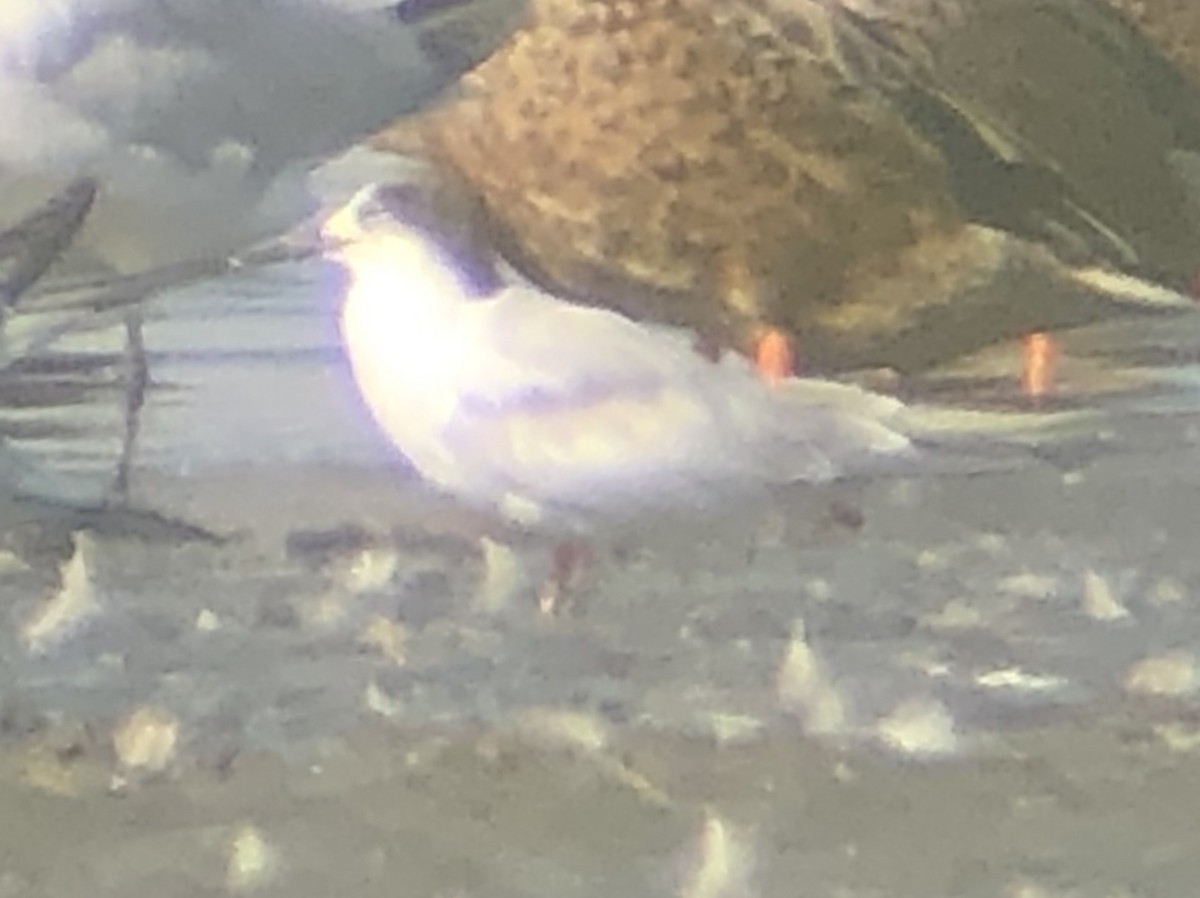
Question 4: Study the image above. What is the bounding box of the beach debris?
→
[475,536,530,613]
[1082,570,1130,622]
[677,813,758,898]
[1125,651,1199,698]
[226,823,281,893]
[358,615,408,665]
[335,546,399,595]
[876,697,959,758]
[111,705,180,778]
[22,532,100,655]
[776,618,848,737]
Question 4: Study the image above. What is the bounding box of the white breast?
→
[336,238,479,489]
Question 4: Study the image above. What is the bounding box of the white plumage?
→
[323,183,918,536]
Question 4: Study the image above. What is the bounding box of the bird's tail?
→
[894,401,1101,475]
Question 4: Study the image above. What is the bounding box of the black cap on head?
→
[368,183,504,299]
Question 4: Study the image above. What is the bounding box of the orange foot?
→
[1020,331,1058,399]
[754,328,795,384]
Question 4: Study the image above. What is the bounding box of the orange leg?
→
[713,249,795,384]
[537,541,592,615]
[1020,331,1058,399]
[753,327,795,383]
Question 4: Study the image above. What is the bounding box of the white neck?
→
[335,232,471,442]
[338,234,468,308]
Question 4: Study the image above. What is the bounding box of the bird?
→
[833,0,1200,288]
[320,181,1083,612]
[375,0,1200,396]
[0,0,527,504]
[0,0,526,277]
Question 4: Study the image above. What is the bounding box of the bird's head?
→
[321,181,503,300]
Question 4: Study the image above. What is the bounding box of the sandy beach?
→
[2,198,1200,896]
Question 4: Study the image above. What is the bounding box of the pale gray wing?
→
[0,0,527,270]
[3,0,525,172]
[439,288,911,518]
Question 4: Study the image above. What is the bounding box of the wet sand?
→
[4,704,1198,898]
[3,210,1200,895]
